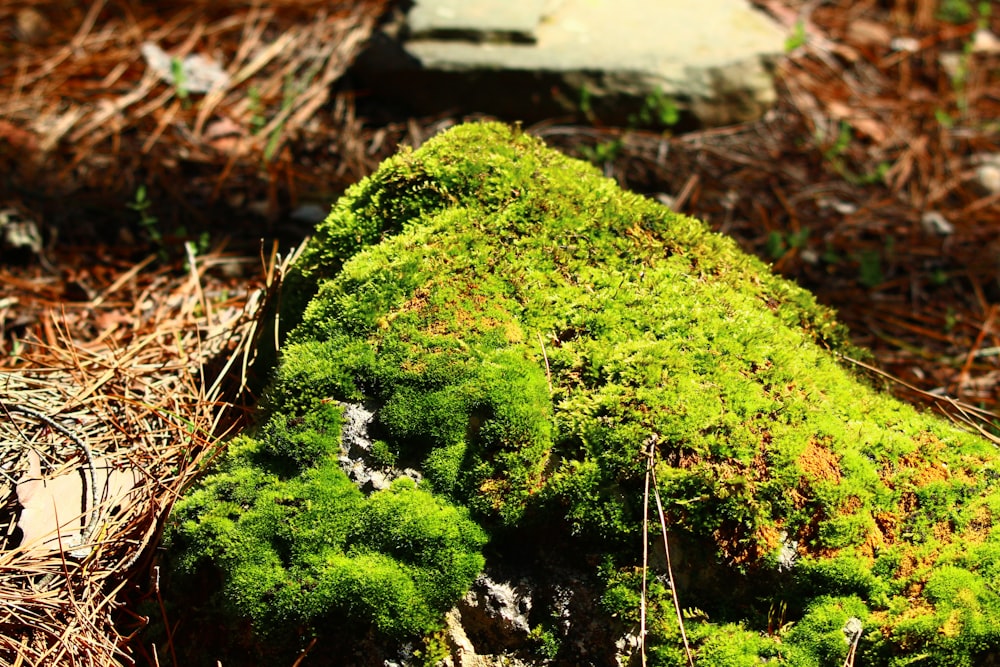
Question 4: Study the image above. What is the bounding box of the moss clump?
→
[171,122,1000,665]
[167,418,486,659]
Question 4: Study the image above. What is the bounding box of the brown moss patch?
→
[898,432,951,486]
[858,522,887,561]
[933,519,955,542]
[755,524,783,556]
[841,495,863,513]
[400,285,433,316]
[874,511,899,544]
[478,477,512,512]
[787,485,810,510]
[714,524,768,566]
[896,551,918,580]
[964,505,993,544]
[895,549,944,599]
[797,437,842,484]
[905,461,950,487]
[900,490,918,513]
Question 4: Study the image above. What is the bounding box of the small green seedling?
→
[127,185,164,252]
[785,20,807,52]
[169,57,190,103]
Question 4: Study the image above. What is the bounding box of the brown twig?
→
[642,437,695,667]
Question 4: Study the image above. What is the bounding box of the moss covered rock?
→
[169,122,1000,666]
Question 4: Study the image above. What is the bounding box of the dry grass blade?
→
[0,246,273,666]
[841,353,1000,447]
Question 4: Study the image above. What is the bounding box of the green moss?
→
[171,122,1000,664]
[259,400,342,469]
[369,439,398,469]
[167,435,486,654]
[888,565,1000,665]
[687,623,782,666]
[782,596,869,666]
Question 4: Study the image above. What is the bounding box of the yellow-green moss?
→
[170,122,1000,665]
[167,433,487,657]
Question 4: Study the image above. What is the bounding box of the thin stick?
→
[650,457,695,667]
[291,637,319,667]
[153,565,179,667]
[536,332,553,396]
[640,442,652,667]
[842,623,861,667]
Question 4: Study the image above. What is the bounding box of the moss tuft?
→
[258,400,342,469]
[167,438,486,653]
[782,596,869,666]
[170,122,1000,664]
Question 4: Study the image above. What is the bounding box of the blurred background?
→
[0,0,998,407]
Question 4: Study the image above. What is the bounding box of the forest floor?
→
[0,0,998,664]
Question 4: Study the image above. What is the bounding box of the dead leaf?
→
[972,29,1000,54]
[848,19,892,47]
[15,449,142,555]
[203,117,244,141]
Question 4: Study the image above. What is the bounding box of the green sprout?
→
[169,57,189,101]
[785,20,807,52]
[126,185,164,254]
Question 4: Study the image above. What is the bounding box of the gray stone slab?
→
[408,0,551,42]
[407,0,783,76]
[356,0,789,127]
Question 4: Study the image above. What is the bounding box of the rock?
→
[973,153,1000,196]
[341,401,377,455]
[443,608,476,665]
[443,607,534,667]
[460,574,534,648]
[353,0,786,127]
[339,400,422,492]
[407,0,554,42]
[446,562,629,666]
[170,122,1000,666]
[0,207,44,261]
